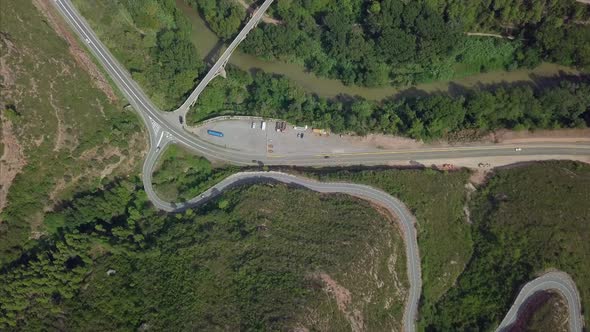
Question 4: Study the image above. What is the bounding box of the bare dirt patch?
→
[314,272,365,332]
[0,32,19,95]
[490,128,590,144]
[32,0,118,103]
[469,169,490,186]
[349,133,424,150]
[0,113,27,214]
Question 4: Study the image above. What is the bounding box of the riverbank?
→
[177,0,583,100]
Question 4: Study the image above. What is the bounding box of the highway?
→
[52,0,588,330]
[497,271,583,332]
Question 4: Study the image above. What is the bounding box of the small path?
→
[235,0,282,25]
[466,32,514,40]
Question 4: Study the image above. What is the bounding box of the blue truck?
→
[207,129,224,137]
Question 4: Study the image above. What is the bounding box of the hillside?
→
[424,161,590,330]
[0,182,408,331]
[0,0,144,264]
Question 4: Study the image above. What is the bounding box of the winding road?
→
[52,0,587,330]
[497,272,583,332]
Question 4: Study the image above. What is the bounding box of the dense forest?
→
[190,67,590,140]
[0,181,407,331]
[422,161,590,330]
[196,0,590,87]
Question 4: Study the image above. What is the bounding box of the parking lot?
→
[188,117,381,157]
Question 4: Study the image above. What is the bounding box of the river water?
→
[177,0,581,100]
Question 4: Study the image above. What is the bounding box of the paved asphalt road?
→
[496,271,583,332]
[53,0,587,330]
[143,143,421,331]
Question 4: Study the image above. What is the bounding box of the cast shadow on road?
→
[496,290,557,332]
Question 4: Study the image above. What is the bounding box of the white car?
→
[514,147,522,152]
[251,122,256,129]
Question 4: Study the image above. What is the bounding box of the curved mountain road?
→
[52,0,587,330]
[143,145,421,331]
[497,271,583,332]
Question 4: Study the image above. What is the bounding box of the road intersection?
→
[52,0,587,330]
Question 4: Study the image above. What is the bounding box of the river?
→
[177,0,581,100]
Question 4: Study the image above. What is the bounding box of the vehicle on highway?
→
[515,147,522,151]
[207,129,224,137]
[156,146,161,152]
[251,121,256,129]
[179,116,183,124]
[261,121,266,131]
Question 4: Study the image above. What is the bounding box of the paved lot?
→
[190,118,381,156]
[192,119,268,154]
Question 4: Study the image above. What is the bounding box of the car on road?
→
[156,146,161,152]
[515,147,522,151]
[251,122,256,129]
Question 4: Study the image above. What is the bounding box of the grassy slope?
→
[301,168,473,322]
[63,184,408,330]
[0,0,143,264]
[69,0,165,106]
[425,161,590,330]
[70,0,202,110]
[151,144,237,201]
[151,152,472,319]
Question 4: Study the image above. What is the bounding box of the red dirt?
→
[315,272,365,332]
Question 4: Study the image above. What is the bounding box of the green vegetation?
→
[0,1,142,265]
[190,67,590,139]
[194,0,246,39]
[424,161,590,330]
[298,167,472,319]
[71,0,204,110]
[1,180,407,331]
[198,0,589,87]
[151,144,237,201]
